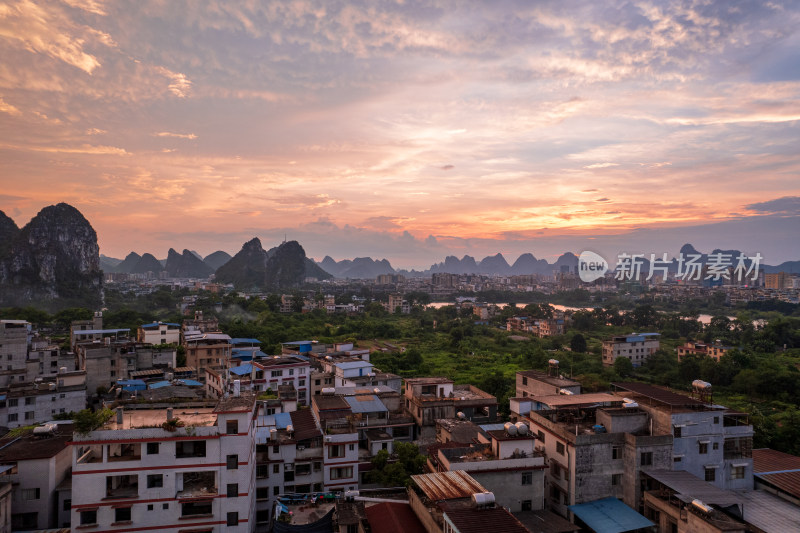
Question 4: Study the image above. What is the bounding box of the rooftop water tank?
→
[504,422,518,436]
[472,492,495,508]
[515,422,529,435]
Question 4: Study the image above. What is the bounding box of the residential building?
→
[429,421,546,512]
[76,340,176,394]
[519,392,674,517]
[0,371,86,427]
[70,394,257,532]
[0,320,29,371]
[765,272,791,290]
[137,321,181,344]
[0,422,73,530]
[614,382,754,492]
[384,294,410,314]
[752,447,800,506]
[0,482,10,533]
[183,331,232,379]
[676,341,731,362]
[404,378,498,440]
[602,332,661,367]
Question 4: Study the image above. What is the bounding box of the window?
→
[705,467,716,482]
[731,466,745,480]
[181,501,212,517]
[227,483,238,497]
[299,379,305,386]
[227,512,239,526]
[257,509,270,523]
[271,370,282,377]
[522,377,528,386]
[22,488,40,500]
[330,466,353,480]
[227,420,238,434]
[24,396,34,405]
[79,510,97,526]
[64,499,72,511]
[147,474,163,488]
[521,472,533,485]
[273,445,280,454]
[7,413,17,422]
[612,474,622,486]
[147,442,159,455]
[673,426,682,438]
[273,464,280,474]
[641,452,653,466]
[227,454,238,469]
[348,444,355,452]
[699,442,708,454]
[274,486,280,495]
[674,456,683,463]
[328,444,345,458]
[163,503,169,510]
[713,442,719,450]
[8,399,17,407]
[612,446,623,460]
[256,487,270,500]
[713,416,719,424]
[289,369,294,376]
[176,440,206,458]
[147,504,154,511]
[24,411,34,420]
[114,507,132,523]
[556,442,565,455]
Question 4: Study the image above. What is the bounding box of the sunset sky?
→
[1,0,799,268]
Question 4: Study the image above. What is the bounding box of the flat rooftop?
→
[103,408,217,430]
[517,369,580,388]
[529,393,622,408]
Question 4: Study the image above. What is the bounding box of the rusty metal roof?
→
[411,470,487,501]
[753,448,800,501]
[612,382,706,407]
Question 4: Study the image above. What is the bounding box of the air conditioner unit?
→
[297,446,305,451]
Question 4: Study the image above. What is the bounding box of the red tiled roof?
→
[365,502,425,533]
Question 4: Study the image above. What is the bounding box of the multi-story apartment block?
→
[182,310,219,335]
[0,320,29,372]
[615,382,754,492]
[0,371,86,427]
[138,321,181,345]
[26,336,75,378]
[602,332,660,367]
[676,341,731,362]
[76,340,176,393]
[765,272,791,290]
[428,421,546,512]
[404,378,498,440]
[519,392,674,517]
[70,394,257,532]
[0,423,73,530]
[183,332,232,379]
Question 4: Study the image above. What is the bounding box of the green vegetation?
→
[365,442,427,487]
[74,408,114,435]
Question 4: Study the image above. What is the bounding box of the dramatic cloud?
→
[0,0,798,264]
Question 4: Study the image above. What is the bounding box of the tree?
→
[570,334,587,353]
[74,408,114,435]
[614,357,634,378]
[365,442,426,487]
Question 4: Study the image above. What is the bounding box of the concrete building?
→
[515,367,581,398]
[676,341,731,362]
[137,321,181,344]
[602,332,661,367]
[0,423,73,530]
[76,340,176,394]
[404,378,498,440]
[0,482,10,533]
[182,310,219,334]
[0,371,86,428]
[614,382,754,492]
[429,422,547,513]
[765,272,791,290]
[519,392,674,518]
[183,331,232,379]
[0,320,29,372]
[70,394,257,532]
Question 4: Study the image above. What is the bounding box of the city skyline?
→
[1,1,799,267]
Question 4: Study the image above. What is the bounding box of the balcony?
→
[177,471,217,499]
[107,443,141,462]
[106,474,138,499]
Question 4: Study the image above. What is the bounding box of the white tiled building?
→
[70,394,257,532]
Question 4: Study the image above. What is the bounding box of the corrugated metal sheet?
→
[612,382,705,407]
[444,507,529,533]
[568,497,654,533]
[753,448,800,473]
[411,470,487,501]
[644,470,742,507]
[344,394,388,414]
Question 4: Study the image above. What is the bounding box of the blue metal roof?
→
[117,379,146,386]
[282,340,313,345]
[336,360,373,370]
[140,322,180,328]
[148,380,171,389]
[231,338,261,345]
[179,379,203,386]
[568,497,654,533]
[229,364,253,376]
[274,412,292,429]
[344,395,388,414]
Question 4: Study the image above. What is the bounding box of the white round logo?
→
[578,251,608,282]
